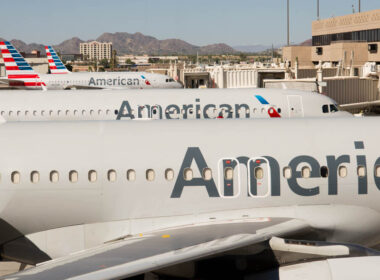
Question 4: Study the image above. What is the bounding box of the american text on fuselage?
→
[171,141,377,198]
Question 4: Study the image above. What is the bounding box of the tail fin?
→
[45,46,70,74]
[0,41,45,88]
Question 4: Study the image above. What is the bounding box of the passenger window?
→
[255,167,264,179]
[224,167,234,180]
[301,166,311,178]
[90,110,94,116]
[69,170,78,183]
[25,111,29,116]
[58,110,62,116]
[41,110,45,116]
[202,168,212,181]
[9,111,13,116]
[88,170,97,182]
[30,171,39,183]
[74,110,78,116]
[17,111,21,116]
[146,169,155,181]
[49,110,53,116]
[339,166,347,178]
[278,108,282,113]
[11,171,20,184]
[82,110,86,116]
[320,166,328,178]
[165,168,174,181]
[184,168,193,181]
[127,169,136,181]
[261,108,265,113]
[98,109,102,115]
[283,167,292,178]
[106,109,110,115]
[322,104,329,113]
[50,170,59,182]
[376,165,380,177]
[108,169,117,182]
[33,111,37,116]
[357,166,366,177]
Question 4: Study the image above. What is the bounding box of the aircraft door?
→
[287,95,304,117]
[248,157,271,197]
[218,158,240,198]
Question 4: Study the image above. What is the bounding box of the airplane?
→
[0,88,350,122]
[0,117,379,280]
[0,42,182,90]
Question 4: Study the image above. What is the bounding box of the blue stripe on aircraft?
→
[255,95,269,105]
[18,66,33,70]
[9,49,18,54]
[16,62,29,67]
[4,41,11,45]
[13,58,25,62]
[57,66,66,69]
[11,54,22,58]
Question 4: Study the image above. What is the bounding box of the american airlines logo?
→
[116,99,280,120]
[171,142,371,198]
[89,77,141,87]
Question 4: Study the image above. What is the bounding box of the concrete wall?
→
[312,9,380,36]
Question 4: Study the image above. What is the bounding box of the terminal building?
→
[80,41,112,61]
[283,9,380,68]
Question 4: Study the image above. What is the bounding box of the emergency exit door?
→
[287,95,304,117]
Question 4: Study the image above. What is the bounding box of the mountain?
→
[95,32,236,55]
[299,39,312,46]
[0,32,237,55]
[233,44,281,53]
[53,37,84,54]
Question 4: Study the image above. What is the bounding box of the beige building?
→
[80,41,112,61]
[283,9,380,68]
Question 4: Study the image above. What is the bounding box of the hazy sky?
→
[1,0,379,46]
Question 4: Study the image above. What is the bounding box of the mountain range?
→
[0,32,237,55]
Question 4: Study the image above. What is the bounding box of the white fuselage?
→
[38,71,182,89]
[0,117,379,250]
[0,88,350,121]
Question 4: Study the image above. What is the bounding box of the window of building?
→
[30,171,39,183]
[127,169,136,181]
[357,166,366,177]
[301,166,311,178]
[316,47,323,55]
[283,167,292,178]
[69,170,78,183]
[202,168,212,181]
[11,171,20,184]
[50,170,59,183]
[146,169,155,181]
[320,166,328,178]
[339,166,347,178]
[88,170,97,182]
[184,168,193,181]
[165,168,174,181]
[368,43,378,53]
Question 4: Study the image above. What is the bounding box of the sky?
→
[1,0,379,47]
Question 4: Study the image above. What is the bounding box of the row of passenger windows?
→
[0,107,281,118]
[1,109,116,117]
[5,165,370,184]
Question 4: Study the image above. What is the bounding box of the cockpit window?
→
[330,104,339,112]
[322,104,329,113]
[166,78,175,82]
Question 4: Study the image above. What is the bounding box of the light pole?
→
[287,0,290,46]
[358,0,361,12]
[317,0,320,20]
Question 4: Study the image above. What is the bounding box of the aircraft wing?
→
[0,218,310,280]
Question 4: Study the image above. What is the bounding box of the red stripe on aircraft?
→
[8,74,40,79]
[3,58,15,62]
[1,49,10,54]
[5,66,19,70]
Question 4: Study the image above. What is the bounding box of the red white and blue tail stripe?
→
[0,41,45,88]
[45,46,70,74]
